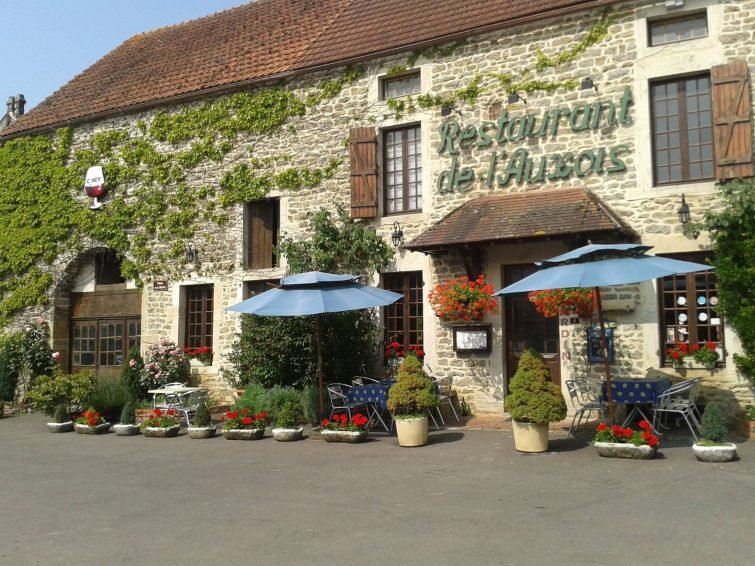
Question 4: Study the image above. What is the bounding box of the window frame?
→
[380,70,421,101]
[71,317,141,370]
[184,284,214,350]
[383,271,424,355]
[650,72,714,186]
[382,123,423,215]
[243,279,279,299]
[647,11,708,47]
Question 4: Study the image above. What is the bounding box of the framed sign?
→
[452,324,491,353]
[587,326,614,363]
[153,280,169,291]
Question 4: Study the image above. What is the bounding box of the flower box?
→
[143,425,181,438]
[188,426,217,439]
[190,357,212,367]
[320,429,368,443]
[113,423,140,436]
[223,428,265,440]
[46,421,74,433]
[74,422,111,435]
[272,427,304,441]
[594,441,657,459]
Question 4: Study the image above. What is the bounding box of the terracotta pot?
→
[142,425,181,438]
[394,416,429,447]
[594,441,657,459]
[223,428,265,440]
[320,429,368,443]
[512,421,549,453]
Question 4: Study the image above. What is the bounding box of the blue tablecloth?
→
[347,380,394,409]
[602,377,672,405]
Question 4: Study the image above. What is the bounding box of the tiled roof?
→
[1,0,617,138]
[403,188,636,252]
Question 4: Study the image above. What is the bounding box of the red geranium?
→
[322,413,369,432]
[428,274,498,321]
[528,288,594,318]
[140,408,179,428]
[594,420,659,447]
[222,408,268,430]
[75,407,106,427]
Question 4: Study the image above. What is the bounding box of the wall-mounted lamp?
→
[677,194,691,225]
[581,77,599,93]
[186,242,197,263]
[507,92,526,105]
[390,221,404,248]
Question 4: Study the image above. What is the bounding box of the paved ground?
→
[1,413,752,566]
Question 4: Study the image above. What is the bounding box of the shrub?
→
[87,381,131,424]
[302,384,320,425]
[120,345,146,400]
[506,349,567,424]
[28,369,97,416]
[0,321,56,402]
[140,338,190,390]
[193,402,211,427]
[276,400,302,428]
[387,355,438,417]
[119,399,136,425]
[53,404,68,424]
[235,384,306,423]
[700,401,728,444]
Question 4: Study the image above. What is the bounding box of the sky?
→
[1,0,250,112]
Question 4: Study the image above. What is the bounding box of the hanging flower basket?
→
[428,275,498,322]
[528,288,594,318]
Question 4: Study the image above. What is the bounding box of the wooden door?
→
[503,265,560,390]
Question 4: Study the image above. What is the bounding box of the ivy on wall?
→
[0,67,364,323]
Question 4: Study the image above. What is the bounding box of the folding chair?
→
[652,378,703,440]
[352,376,380,386]
[326,383,370,420]
[566,380,607,436]
[432,376,460,425]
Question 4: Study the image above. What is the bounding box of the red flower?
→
[705,341,717,350]
[597,422,607,432]
[638,420,651,431]
[692,344,701,352]
[166,410,175,416]
[241,408,248,415]
[154,408,163,417]
[226,411,238,420]
[321,419,329,427]
[242,416,253,426]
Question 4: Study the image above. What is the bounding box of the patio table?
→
[347,380,395,432]
[601,377,671,433]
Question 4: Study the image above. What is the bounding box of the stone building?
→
[1,0,753,414]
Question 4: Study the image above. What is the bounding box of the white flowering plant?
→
[139,338,190,390]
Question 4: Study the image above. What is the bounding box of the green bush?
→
[276,400,302,428]
[120,345,146,400]
[53,404,68,424]
[0,321,56,402]
[700,401,728,444]
[86,380,130,424]
[27,369,97,416]
[235,384,306,423]
[119,399,136,425]
[193,402,211,427]
[302,384,320,425]
[387,355,438,417]
[506,349,567,424]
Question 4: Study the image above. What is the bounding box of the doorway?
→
[503,265,560,390]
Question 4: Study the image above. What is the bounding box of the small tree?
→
[699,401,728,444]
[193,402,212,428]
[120,344,146,400]
[387,355,438,417]
[506,349,567,424]
[119,399,136,425]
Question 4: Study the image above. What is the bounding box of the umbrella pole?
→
[594,286,614,422]
[315,316,325,419]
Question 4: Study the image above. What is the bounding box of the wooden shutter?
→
[247,200,278,269]
[711,60,754,179]
[349,127,378,218]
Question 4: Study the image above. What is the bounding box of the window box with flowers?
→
[221,408,269,440]
[140,408,181,437]
[320,413,369,443]
[666,341,691,368]
[527,288,594,318]
[428,275,498,322]
[691,342,721,369]
[185,346,213,366]
[593,420,659,459]
[74,407,111,435]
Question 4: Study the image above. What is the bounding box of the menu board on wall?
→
[587,326,614,363]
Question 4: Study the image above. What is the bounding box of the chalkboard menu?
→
[587,326,614,363]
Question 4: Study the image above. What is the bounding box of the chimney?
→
[6,96,15,115]
[14,94,25,115]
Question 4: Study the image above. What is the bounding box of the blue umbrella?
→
[493,244,713,419]
[227,271,403,414]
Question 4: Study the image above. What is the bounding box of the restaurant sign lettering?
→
[436,87,633,193]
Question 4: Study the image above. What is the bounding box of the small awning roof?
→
[404,187,636,252]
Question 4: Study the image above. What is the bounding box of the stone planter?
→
[142,425,181,438]
[190,358,212,367]
[223,428,265,440]
[113,423,140,436]
[188,426,217,439]
[511,421,549,453]
[320,429,368,443]
[594,441,657,459]
[394,416,428,447]
[272,427,304,441]
[46,421,74,433]
[74,422,111,435]
[692,442,738,463]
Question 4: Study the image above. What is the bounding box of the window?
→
[384,125,422,214]
[381,71,421,100]
[95,250,125,285]
[71,318,140,369]
[648,12,707,46]
[651,74,713,185]
[659,253,723,367]
[185,285,213,350]
[383,272,424,353]
[243,279,279,299]
[245,199,279,269]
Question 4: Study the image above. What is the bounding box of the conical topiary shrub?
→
[507,349,567,425]
[387,355,438,417]
[193,402,211,427]
[113,399,140,436]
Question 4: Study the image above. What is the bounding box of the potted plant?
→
[506,349,567,453]
[185,346,213,367]
[386,355,438,447]
[140,408,181,437]
[666,341,691,368]
[272,400,304,441]
[113,399,140,436]
[28,369,96,421]
[74,407,111,434]
[593,420,659,459]
[46,404,73,433]
[221,408,268,440]
[188,402,216,439]
[428,274,498,322]
[320,413,369,443]
[384,339,404,379]
[528,288,594,318]
[692,402,738,462]
[691,342,720,369]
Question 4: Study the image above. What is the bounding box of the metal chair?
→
[652,378,703,440]
[176,389,209,427]
[432,376,460,425]
[326,383,370,420]
[565,379,607,436]
[351,376,380,386]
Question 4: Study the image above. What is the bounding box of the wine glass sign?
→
[84,166,105,210]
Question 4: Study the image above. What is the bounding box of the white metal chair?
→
[565,379,607,436]
[176,389,209,427]
[652,378,703,440]
[326,383,369,420]
[352,376,380,386]
[433,376,460,425]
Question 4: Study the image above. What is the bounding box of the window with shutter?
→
[711,60,753,180]
[245,199,279,269]
[349,127,378,219]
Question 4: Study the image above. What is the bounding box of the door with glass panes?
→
[71,318,141,380]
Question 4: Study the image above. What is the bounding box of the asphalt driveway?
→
[1,413,752,565]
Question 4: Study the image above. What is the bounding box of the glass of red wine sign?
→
[84,165,106,210]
